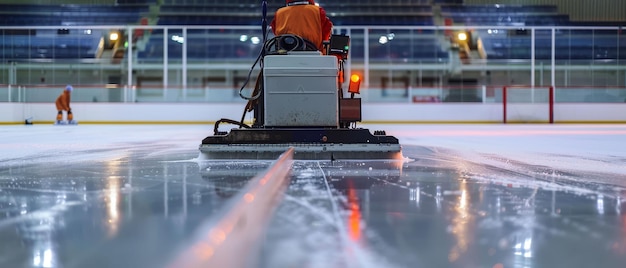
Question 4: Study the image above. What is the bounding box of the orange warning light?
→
[348,74,361,94]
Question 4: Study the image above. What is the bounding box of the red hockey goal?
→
[502,86,554,124]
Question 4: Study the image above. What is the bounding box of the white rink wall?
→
[2,103,626,124]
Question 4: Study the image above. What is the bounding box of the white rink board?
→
[1,102,626,124]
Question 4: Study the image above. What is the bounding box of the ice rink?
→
[1,124,625,268]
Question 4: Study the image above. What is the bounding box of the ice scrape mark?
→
[263,162,400,268]
[297,167,317,178]
[468,173,599,196]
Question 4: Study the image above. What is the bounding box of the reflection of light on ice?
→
[514,238,533,258]
[597,195,605,215]
[435,185,442,211]
[346,186,362,242]
[409,186,420,204]
[20,202,28,215]
[496,197,501,214]
[105,176,121,236]
[459,190,467,210]
[33,248,53,267]
[449,181,471,263]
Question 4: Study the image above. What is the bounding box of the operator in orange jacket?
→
[55,85,73,124]
[271,0,333,51]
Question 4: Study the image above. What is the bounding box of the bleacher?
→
[117,0,157,4]
[0,4,149,26]
[481,33,626,60]
[0,2,149,60]
[441,4,567,26]
[1,0,624,62]
[157,0,434,26]
[141,0,445,62]
[0,31,101,59]
[440,4,626,60]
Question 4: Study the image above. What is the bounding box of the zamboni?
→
[199,34,402,160]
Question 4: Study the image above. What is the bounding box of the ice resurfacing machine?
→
[199,31,401,160]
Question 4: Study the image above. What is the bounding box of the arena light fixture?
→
[171,35,184,44]
[109,32,119,41]
[457,32,468,42]
[378,36,388,45]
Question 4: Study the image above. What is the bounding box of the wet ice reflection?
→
[32,247,55,268]
[105,175,121,237]
[448,179,471,263]
[0,149,241,268]
[597,194,605,215]
[256,160,405,268]
[346,186,363,243]
[409,184,420,204]
[359,146,626,268]
[16,195,66,268]
[1,124,626,268]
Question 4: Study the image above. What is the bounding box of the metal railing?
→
[1,25,625,97]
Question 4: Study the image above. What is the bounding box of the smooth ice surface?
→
[1,124,625,268]
[387,124,626,175]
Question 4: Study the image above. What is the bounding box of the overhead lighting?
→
[250,36,260,45]
[171,35,184,44]
[378,36,388,44]
[109,32,119,41]
[239,35,248,42]
[457,32,468,41]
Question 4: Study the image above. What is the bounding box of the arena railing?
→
[0,25,625,101]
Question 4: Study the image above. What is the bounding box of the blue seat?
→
[442,4,558,14]
[433,0,463,4]
[0,3,147,26]
[117,0,157,4]
[0,3,145,59]
[0,28,101,60]
[441,4,567,27]
[481,33,626,60]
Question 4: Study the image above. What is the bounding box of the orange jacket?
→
[271,2,332,51]
[55,90,71,111]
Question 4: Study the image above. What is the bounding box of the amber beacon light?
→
[348,74,361,95]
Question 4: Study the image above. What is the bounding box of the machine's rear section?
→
[263,53,338,127]
[200,128,402,160]
[199,34,402,160]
